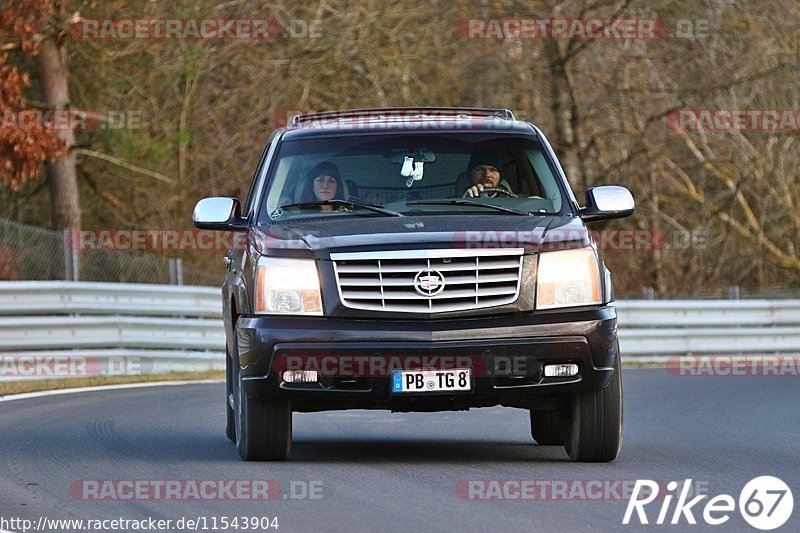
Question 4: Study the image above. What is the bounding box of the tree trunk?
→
[544,40,584,192]
[37,36,81,231]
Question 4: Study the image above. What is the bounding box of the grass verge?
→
[622,360,668,368]
[0,370,224,397]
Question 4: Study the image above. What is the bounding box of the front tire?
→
[529,410,562,445]
[562,350,623,462]
[234,365,292,461]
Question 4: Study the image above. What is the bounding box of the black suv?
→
[192,107,634,462]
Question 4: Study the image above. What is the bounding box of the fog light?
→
[282,370,318,383]
[544,364,579,377]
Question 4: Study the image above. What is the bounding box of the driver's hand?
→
[464,183,485,198]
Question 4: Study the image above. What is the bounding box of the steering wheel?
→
[463,187,518,198]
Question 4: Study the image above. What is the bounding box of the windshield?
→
[260,133,567,221]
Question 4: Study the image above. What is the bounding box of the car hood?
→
[252,215,591,257]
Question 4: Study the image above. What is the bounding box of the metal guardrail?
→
[0,281,221,317]
[614,300,800,327]
[614,300,800,357]
[0,316,224,351]
[0,282,224,382]
[1,282,798,381]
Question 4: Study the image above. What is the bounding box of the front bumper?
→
[235,306,618,412]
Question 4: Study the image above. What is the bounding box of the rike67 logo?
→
[624,476,793,530]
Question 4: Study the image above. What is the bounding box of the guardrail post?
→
[169,258,184,285]
[727,285,740,299]
[62,229,79,281]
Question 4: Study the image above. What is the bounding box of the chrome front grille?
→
[330,249,524,313]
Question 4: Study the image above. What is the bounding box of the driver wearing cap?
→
[463,150,514,198]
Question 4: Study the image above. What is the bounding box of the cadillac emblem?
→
[414,269,446,297]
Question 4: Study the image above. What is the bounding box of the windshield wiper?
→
[276,199,403,217]
[405,199,531,216]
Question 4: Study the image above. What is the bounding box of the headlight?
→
[536,247,601,309]
[255,257,322,315]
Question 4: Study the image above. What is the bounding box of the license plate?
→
[391,369,471,393]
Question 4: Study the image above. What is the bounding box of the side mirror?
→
[192,197,248,231]
[578,186,635,223]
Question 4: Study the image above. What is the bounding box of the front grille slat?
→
[339,277,407,286]
[331,249,523,314]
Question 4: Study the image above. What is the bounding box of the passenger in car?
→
[300,161,346,203]
[297,161,346,211]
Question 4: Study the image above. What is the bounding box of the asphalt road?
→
[0,369,797,533]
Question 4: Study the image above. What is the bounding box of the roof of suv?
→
[281,107,538,139]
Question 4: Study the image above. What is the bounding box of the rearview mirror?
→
[388,150,437,164]
[578,186,635,223]
[192,197,248,231]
